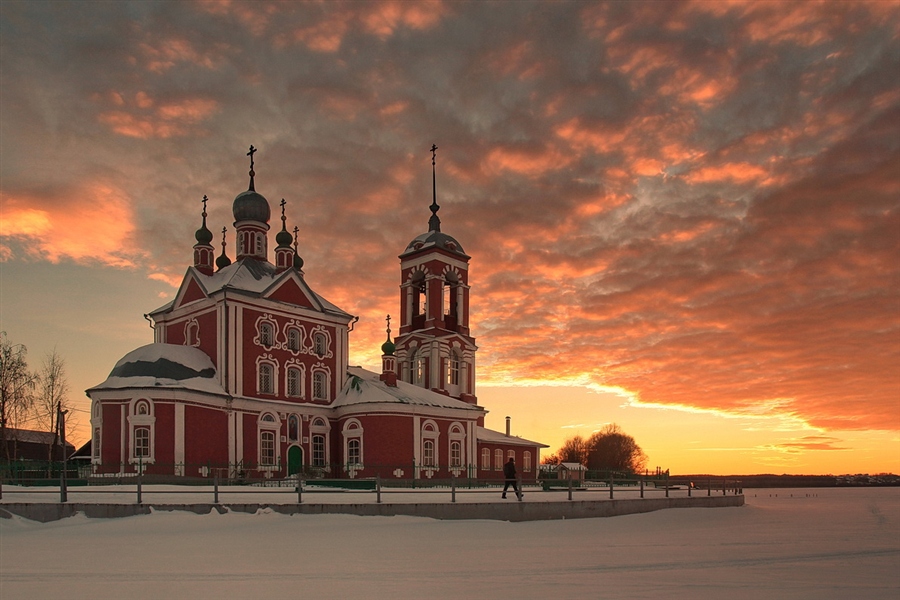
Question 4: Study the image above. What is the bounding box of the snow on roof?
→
[476,426,549,448]
[195,260,352,319]
[88,343,227,396]
[334,367,484,412]
[1,427,75,448]
[559,462,586,470]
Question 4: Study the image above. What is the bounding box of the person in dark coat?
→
[502,457,522,500]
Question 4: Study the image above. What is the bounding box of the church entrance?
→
[287,445,303,475]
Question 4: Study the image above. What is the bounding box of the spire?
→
[216,226,232,270]
[292,225,304,271]
[380,314,397,386]
[275,199,295,272]
[428,143,441,233]
[247,144,257,191]
[275,199,293,247]
[194,195,214,245]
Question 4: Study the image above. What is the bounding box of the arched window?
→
[258,362,275,395]
[313,332,327,357]
[481,448,490,470]
[342,419,364,469]
[423,440,435,467]
[288,415,300,442]
[185,321,200,347]
[508,449,516,461]
[310,417,330,468]
[128,398,155,465]
[523,451,532,472]
[92,427,101,460]
[448,423,465,472]
[287,366,303,397]
[410,348,426,386]
[312,370,328,400]
[450,441,461,467]
[287,327,302,352]
[259,322,274,348]
[494,449,503,471]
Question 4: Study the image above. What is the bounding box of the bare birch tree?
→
[33,348,72,465]
[0,333,36,462]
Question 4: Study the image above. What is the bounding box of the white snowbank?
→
[2,488,898,599]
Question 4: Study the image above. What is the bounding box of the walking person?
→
[502,457,523,500]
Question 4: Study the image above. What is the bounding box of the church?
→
[87,146,546,482]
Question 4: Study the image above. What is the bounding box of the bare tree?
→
[586,424,647,474]
[542,435,589,465]
[33,349,72,465]
[0,333,36,462]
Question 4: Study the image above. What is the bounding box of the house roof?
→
[1,427,75,448]
[87,343,227,396]
[476,426,549,448]
[334,367,484,412]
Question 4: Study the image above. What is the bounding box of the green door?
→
[287,445,303,476]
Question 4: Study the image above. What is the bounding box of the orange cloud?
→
[360,0,448,39]
[0,183,145,268]
[98,94,219,139]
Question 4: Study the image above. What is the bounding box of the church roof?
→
[476,426,549,448]
[87,343,227,396]
[400,230,470,259]
[151,259,352,320]
[334,366,484,412]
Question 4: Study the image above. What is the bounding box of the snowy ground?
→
[2,487,898,599]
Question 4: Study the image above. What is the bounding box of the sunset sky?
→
[1,1,898,475]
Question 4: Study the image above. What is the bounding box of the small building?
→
[0,427,75,462]
[558,462,587,482]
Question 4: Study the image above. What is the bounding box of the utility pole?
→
[58,402,68,502]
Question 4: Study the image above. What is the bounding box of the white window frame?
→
[481,448,490,470]
[286,364,305,398]
[523,450,532,472]
[258,412,280,470]
[312,367,329,401]
[421,420,440,469]
[448,423,465,473]
[342,419,364,470]
[310,417,331,469]
[127,398,156,465]
[494,449,503,471]
[258,361,276,395]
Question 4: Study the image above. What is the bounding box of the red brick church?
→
[87,146,545,481]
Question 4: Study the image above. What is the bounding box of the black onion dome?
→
[276,228,293,247]
[216,252,232,270]
[403,230,467,257]
[195,224,214,245]
[293,251,304,270]
[233,190,271,223]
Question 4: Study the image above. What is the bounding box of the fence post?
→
[568,477,573,501]
[688,482,692,497]
[137,473,142,504]
[723,478,727,496]
[376,474,382,504]
[58,404,68,503]
[708,478,711,496]
[214,471,219,504]
[609,473,614,499]
[665,472,669,498]
[451,474,456,503]
[297,477,303,504]
[640,477,644,499]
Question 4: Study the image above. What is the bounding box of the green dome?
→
[381,339,396,356]
[293,252,304,270]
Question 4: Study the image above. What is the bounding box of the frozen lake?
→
[2,487,898,599]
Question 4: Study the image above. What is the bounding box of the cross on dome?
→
[247,145,257,191]
[429,143,441,233]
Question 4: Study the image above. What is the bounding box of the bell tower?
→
[393,145,478,404]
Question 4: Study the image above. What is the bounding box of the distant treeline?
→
[668,474,899,488]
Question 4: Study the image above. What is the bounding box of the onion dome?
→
[216,227,232,269]
[381,315,395,355]
[292,226,304,270]
[233,144,270,223]
[195,195,214,244]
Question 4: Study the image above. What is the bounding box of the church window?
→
[288,415,300,442]
[342,420,363,468]
[410,349,425,386]
[423,440,435,467]
[134,427,150,458]
[260,431,276,466]
[481,448,490,470]
[92,428,101,460]
[312,370,327,400]
[450,441,461,467]
[287,327,301,352]
[259,322,274,348]
[348,439,361,466]
[313,332,327,357]
[259,363,274,394]
[287,367,303,397]
[255,233,264,255]
[312,435,326,467]
[310,418,330,468]
[523,451,532,472]
[448,352,460,387]
[128,398,155,465]
[508,450,515,461]
[449,423,465,469]
[185,321,199,347]
[494,449,503,471]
